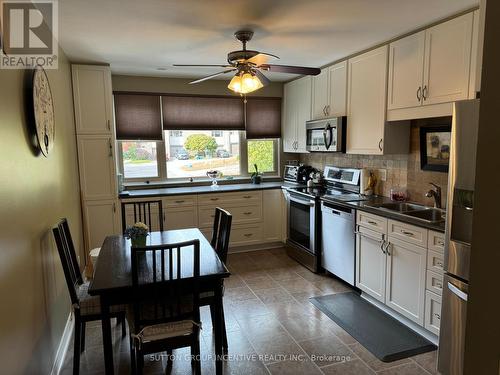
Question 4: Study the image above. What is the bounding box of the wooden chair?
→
[53,219,127,375]
[121,200,164,233]
[128,240,202,375]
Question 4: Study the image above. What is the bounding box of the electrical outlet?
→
[378,169,387,182]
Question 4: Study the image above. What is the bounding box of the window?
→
[120,141,159,179]
[118,132,279,182]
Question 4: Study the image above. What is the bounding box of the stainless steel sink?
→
[403,208,446,223]
[373,202,426,212]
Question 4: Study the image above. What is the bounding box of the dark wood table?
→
[89,229,230,375]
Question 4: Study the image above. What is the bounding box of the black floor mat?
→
[310,292,436,362]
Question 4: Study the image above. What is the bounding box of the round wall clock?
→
[32,66,55,156]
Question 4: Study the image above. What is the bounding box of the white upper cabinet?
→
[388,31,426,110]
[311,61,347,119]
[423,13,473,105]
[282,76,311,153]
[387,12,474,119]
[347,46,388,155]
[72,65,113,135]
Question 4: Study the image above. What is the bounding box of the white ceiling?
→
[58,0,478,82]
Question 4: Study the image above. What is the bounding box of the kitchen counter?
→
[321,195,445,233]
[120,181,286,198]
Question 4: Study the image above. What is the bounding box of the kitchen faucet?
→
[425,183,442,209]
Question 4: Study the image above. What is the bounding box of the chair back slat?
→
[60,219,83,284]
[121,200,164,233]
[130,240,201,331]
[211,208,232,263]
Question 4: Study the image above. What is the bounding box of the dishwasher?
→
[321,201,356,285]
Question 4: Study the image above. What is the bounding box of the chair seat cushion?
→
[134,320,199,344]
[77,283,126,316]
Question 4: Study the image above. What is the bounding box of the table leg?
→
[214,281,224,375]
[100,296,114,375]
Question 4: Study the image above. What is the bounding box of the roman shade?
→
[162,95,245,130]
[114,94,162,140]
[245,97,282,139]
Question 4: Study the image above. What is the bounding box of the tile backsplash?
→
[298,118,450,207]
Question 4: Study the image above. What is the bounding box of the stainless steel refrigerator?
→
[438,99,480,375]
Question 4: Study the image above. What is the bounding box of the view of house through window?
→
[165,130,241,178]
[121,141,159,179]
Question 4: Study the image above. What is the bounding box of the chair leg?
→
[191,340,201,375]
[221,306,228,352]
[129,336,136,375]
[137,350,144,375]
[165,349,173,373]
[80,321,86,353]
[73,317,81,375]
[121,314,126,338]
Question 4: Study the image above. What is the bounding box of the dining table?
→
[89,228,230,375]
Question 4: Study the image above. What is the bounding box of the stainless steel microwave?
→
[306,117,346,152]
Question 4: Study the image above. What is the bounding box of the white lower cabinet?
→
[385,237,427,325]
[263,189,284,242]
[164,206,197,230]
[424,290,442,336]
[83,199,120,251]
[356,226,386,303]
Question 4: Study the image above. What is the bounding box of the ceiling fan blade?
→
[246,52,280,66]
[173,64,233,68]
[259,64,321,76]
[254,69,271,86]
[188,69,236,84]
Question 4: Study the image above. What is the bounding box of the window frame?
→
[117,131,280,184]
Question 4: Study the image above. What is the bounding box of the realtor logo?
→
[1,0,58,69]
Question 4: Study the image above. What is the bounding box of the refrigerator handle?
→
[448,282,468,301]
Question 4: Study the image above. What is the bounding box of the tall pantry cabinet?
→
[72,65,121,262]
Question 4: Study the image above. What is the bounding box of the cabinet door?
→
[164,207,198,230]
[347,46,388,155]
[356,227,386,302]
[72,65,113,135]
[387,32,425,110]
[282,82,297,153]
[312,69,329,119]
[422,13,473,105]
[385,237,427,324]
[295,76,312,152]
[263,189,283,242]
[77,135,116,200]
[328,61,347,116]
[83,200,120,251]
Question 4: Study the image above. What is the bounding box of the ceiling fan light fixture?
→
[228,71,263,94]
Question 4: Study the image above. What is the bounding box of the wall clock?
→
[32,66,55,156]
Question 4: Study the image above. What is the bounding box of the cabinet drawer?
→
[428,230,445,253]
[197,191,262,206]
[357,211,387,233]
[164,195,197,208]
[388,220,428,248]
[198,204,262,227]
[426,270,444,296]
[230,224,263,246]
[164,207,198,230]
[424,290,442,336]
[427,249,445,274]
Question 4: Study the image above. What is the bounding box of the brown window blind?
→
[245,97,282,139]
[162,95,245,130]
[114,94,162,140]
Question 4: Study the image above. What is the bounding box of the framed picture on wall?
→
[420,125,451,172]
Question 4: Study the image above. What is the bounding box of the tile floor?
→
[61,247,438,375]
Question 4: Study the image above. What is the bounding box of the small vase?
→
[131,235,147,248]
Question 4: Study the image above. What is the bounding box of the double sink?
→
[369,202,446,224]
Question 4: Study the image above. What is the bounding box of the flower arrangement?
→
[124,222,149,247]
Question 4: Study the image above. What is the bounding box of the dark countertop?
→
[119,181,287,198]
[321,195,445,233]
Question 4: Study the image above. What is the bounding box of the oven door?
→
[287,194,316,253]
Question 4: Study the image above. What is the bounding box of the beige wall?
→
[112,74,283,97]
[0,48,82,374]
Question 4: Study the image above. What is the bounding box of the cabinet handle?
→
[378,138,383,152]
[436,282,443,289]
[416,87,422,101]
[380,240,386,254]
[322,106,327,116]
[367,220,377,225]
[244,233,253,237]
[107,119,110,130]
[326,105,330,115]
[108,139,113,157]
[434,313,441,320]
[210,198,219,201]
[243,195,251,199]
[436,261,444,268]
[112,202,116,212]
[243,212,252,215]
[423,85,428,100]
[437,240,445,246]
[210,215,215,218]
[401,230,414,236]
[175,200,185,203]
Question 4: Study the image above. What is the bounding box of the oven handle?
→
[289,195,315,207]
[323,123,333,150]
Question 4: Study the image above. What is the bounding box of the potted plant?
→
[124,222,149,247]
[250,164,262,184]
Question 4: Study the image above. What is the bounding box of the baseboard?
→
[50,312,74,375]
[361,292,439,346]
[228,241,285,254]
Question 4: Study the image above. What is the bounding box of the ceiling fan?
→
[173,30,321,94]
